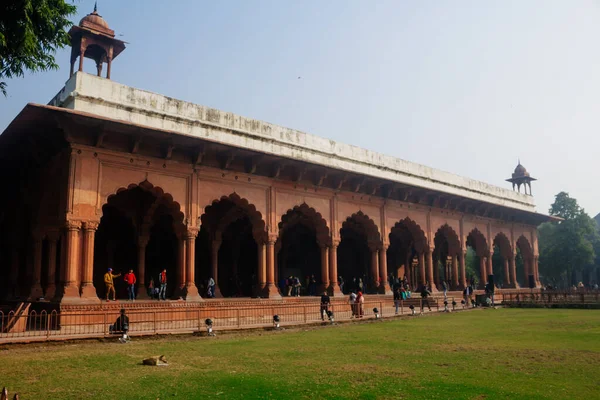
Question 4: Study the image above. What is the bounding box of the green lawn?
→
[1,309,599,399]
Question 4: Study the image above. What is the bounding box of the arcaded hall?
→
[0,8,553,311]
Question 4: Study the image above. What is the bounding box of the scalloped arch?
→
[104,180,185,225]
[341,211,381,245]
[516,235,533,259]
[434,224,461,255]
[201,193,267,242]
[466,228,489,256]
[279,203,330,246]
[390,217,428,252]
[493,232,512,258]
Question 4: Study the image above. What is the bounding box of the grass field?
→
[0,309,598,399]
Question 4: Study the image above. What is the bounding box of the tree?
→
[0,0,77,96]
[539,192,598,287]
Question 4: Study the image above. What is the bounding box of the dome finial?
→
[94,1,97,13]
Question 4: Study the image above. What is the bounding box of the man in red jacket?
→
[124,269,137,301]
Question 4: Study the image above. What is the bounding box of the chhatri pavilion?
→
[0,7,554,309]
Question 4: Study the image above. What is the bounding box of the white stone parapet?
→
[48,72,535,212]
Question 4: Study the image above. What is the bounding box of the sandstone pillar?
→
[487,251,494,277]
[185,228,201,301]
[370,247,380,292]
[479,256,487,289]
[175,237,186,298]
[265,238,281,298]
[210,239,222,298]
[426,248,438,292]
[379,244,392,294]
[257,242,266,295]
[44,230,60,300]
[418,252,426,287]
[534,256,541,287]
[319,245,329,294]
[28,230,44,300]
[329,242,342,296]
[136,235,149,299]
[56,221,82,303]
[452,255,459,289]
[503,258,510,287]
[509,255,518,288]
[459,250,467,289]
[80,222,100,302]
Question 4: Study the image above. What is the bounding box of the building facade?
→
[0,9,553,306]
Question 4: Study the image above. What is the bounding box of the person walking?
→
[393,286,402,314]
[320,291,331,321]
[348,291,357,318]
[148,277,155,299]
[442,280,448,301]
[356,291,365,318]
[124,269,137,301]
[104,268,121,302]
[338,276,344,294]
[159,269,168,300]
[420,284,432,313]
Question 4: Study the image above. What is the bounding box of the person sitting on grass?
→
[109,309,130,343]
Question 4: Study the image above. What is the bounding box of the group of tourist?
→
[103,268,168,302]
[280,275,319,296]
[346,290,366,318]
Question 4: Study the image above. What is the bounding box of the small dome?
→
[514,163,527,174]
[79,10,110,30]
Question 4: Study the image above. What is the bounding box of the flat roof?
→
[41,72,537,213]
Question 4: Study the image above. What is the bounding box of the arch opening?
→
[465,228,489,289]
[387,218,427,291]
[433,224,461,290]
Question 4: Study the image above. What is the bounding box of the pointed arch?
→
[493,232,512,258]
[278,203,330,246]
[201,193,267,242]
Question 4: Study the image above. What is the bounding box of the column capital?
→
[65,220,82,231]
[186,227,199,239]
[83,221,100,232]
[330,238,340,248]
[267,234,278,245]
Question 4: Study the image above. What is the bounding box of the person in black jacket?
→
[320,292,331,320]
[393,287,402,314]
[420,284,432,312]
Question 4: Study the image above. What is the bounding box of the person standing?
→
[348,291,357,318]
[442,280,448,301]
[207,277,215,298]
[104,268,121,302]
[124,269,137,301]
[393,287,402,315]
[338,276,345,294]
[320,291,331,321]
[148,277,155,299]
[159,269,168,300]
[420,284,432,313]
[356,291,365,318]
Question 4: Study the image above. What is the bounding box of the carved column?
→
[136,235,149,299]
[426,248,438,292]
[257,241,266,296]
[534,256,541,287]
[185,228,201,301]
[56,221,82,303]
[211,238,222,298]
[329,241,342,296]
[78,41,86,72]
[459,250,467,289]
[45,230,60,300]
[509,255,518,288]
[175,237,186,298]
[370,247,380,292]
[80,221,100,302]
[479,256,487,289]
[319,245,329,294]
[487,251,494,278]
[503,258,510,287]
[452,255,459,289]
[265,237,281,298]
[379,244,392,294]
[28,229,44,300]
[418,252,426,286]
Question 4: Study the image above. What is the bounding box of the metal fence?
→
[0,298,467,344]
[503,291,600,306]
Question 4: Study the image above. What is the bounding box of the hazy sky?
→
[1,0,598,216]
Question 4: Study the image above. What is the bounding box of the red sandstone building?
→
[0,8,554,308]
